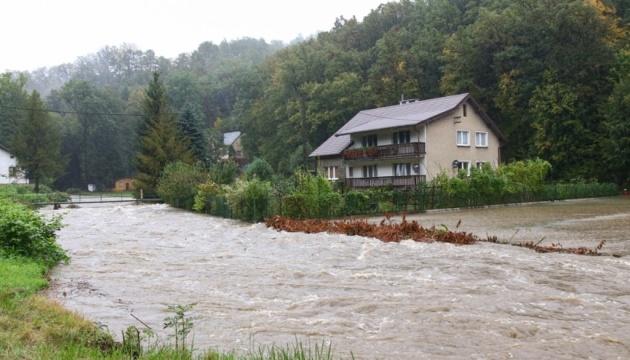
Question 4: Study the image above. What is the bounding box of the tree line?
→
[1,0,630,191]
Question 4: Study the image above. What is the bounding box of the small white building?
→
[0,145,28,184]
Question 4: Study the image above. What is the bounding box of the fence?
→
[199,183,621,223]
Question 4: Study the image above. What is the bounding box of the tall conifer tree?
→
[10,91,64,192]
[133,72,193,197]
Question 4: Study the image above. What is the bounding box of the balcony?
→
[343,143,426,161]
[347,175,426,189]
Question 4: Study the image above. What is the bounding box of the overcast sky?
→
[1,0,388,72]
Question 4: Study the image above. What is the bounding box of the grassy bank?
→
[0,258,346,359]
[0,257,117,359]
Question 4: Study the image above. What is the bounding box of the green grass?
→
[0,257,349,359]
[0,257,48,298]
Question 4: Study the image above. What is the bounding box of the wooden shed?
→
[113,178,135,192]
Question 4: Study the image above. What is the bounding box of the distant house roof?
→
[223,131,241,146]
[309,93,504,157]
[0,144,10,153]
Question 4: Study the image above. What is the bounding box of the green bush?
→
[209,160,239,185]
[280,171,343,218]
[157,162,209,210]
[192,179,225,213]
[0,199,68,267]
[498,158,552,193]
[224,178,272,222]
[246,157,274,181]
[0,185,70,207]
[342,190,372,215]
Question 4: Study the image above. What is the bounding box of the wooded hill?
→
[1,0,629,190]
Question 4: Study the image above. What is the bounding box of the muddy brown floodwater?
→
[43,197,630,359]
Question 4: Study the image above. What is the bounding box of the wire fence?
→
[198,183,621,223]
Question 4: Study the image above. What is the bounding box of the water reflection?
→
[45,198,630,359]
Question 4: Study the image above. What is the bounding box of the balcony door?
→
[393,130,410,144]
[362,134,377,147]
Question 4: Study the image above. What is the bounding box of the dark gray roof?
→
[0,144,10,153]
[223,131,241,146]
[310,93,488,157]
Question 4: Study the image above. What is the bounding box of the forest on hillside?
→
[1,0,630,191]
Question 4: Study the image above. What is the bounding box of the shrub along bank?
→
[156,158,619,222]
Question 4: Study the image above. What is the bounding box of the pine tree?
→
[133,72,193,197]
[10,91,64,192]
[177,103,208,165]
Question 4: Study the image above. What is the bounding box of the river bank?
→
[43,197,630,359]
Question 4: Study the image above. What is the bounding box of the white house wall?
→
[344,127,425,179]
[0,148,27,184]
[346,158,427,178]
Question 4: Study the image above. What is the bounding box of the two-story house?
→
[223,131,248,166]
[309,93,505,189]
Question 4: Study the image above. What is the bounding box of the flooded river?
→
[44,197,630,359]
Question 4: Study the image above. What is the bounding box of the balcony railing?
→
[347,175,426,189]
[343,142,426,161]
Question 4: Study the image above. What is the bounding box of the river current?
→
[43,198,630,359]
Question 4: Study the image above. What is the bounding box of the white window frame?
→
[393,163,411,176]
[475,131,488,147]
[324,166,338,181]
[456,130,470,146]
[457,160,471,175]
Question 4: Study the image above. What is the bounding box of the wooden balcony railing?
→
[343,142,426,161]
[347,175,426,189]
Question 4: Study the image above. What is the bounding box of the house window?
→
[393,163,411,176]
[362,134,378,147]
[463,104,467,117]
[324,166,338,180]
[8,166,17,177]
[392,130,410,144]
[457,160,471,175]
[476,161,488,170]
[362,165,378,178]
[348,167,354,178]
[475,132,488,147]
[456,130,470,146]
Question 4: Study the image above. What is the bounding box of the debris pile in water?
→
[265,213,477,245]
[266,213,607,256]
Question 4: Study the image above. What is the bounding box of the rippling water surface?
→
[44,198,630,359]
